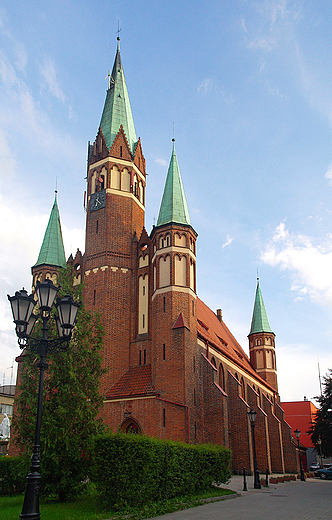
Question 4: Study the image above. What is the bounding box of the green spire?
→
[157,140,191,227]
[99,38,137,154]
[33,193,66,268]
[249,279,273,335]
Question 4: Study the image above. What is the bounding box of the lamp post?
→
[248,409,261,489]
[317,437,323,468]
[294,429,306,481]
[8,280,80,520]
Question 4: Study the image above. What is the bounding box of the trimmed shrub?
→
[92,433,232,509]
[0,455,29,496]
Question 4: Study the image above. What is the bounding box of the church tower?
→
[248,279,278,391]
[31,192,66,289]
[84,38,146,393]
[150,140,199,441]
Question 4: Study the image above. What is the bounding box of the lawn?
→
[1,487,236,520]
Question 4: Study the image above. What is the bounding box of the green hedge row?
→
[0,455,29,496]
[92,433,232,508]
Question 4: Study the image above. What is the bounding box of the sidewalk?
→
[147,475,332,520]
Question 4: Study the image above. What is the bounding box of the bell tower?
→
[150,140,199,440]
[248,279,278,392]
[84,38,146,392]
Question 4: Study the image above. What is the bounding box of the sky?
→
[1,0,332,408]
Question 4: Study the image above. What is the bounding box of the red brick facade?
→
[79,104,298,473]
[12,48,298,475]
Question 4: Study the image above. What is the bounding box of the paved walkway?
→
[147,475,332,520]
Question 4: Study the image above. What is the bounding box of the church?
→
[30,39,298,475]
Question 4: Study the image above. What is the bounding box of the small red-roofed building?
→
[281,400,318,469]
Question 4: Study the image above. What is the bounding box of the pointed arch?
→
[121,417,142,434]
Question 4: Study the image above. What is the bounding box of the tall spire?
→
[33,193,66,268]
[99,38,137,155]
[157,140,191,227]
[249,279,273,335]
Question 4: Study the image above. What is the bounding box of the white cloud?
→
[248,37,276,51]
[324,163,332,185]
[261,222,332,307]
[264,80,287,99]
[40,58,66,103]
[155,157,167,167]
[222,235,234,248]
[0,128,16,180]
[198,78,215,94]
[277,342,326,403]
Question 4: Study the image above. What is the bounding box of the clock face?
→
[90,190,106,212]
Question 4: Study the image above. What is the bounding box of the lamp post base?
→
[19,472,41,520]
[19,446,41,520]
[254,468,261,489]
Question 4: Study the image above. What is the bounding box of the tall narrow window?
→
[163,296,166,313]
[142,314,145,329]
[93,290,96,305]
[139,350,142,365]
[163,343,166,360]
[120,145,123,157]
[96,220,99,234]
[163,408,166,427]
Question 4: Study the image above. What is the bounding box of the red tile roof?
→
[197,298,274,390]
[105,364,156,400]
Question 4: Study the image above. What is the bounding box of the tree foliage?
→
[309,369,332,458]
[12,266,106,501]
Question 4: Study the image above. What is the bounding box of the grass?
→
[1,487,236,520]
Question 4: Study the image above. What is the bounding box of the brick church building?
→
[28,39,298,474]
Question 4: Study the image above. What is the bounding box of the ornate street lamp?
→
[8,279,80,520]
[294,429,306,481]
[317,437,323,468]
[248,409,261,489]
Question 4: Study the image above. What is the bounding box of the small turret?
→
[31,192,66,288]
[248,279,278,391]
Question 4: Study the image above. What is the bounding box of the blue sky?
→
[1,0,332,406]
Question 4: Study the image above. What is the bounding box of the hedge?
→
[92,433,232,508]
[0,455,30,496]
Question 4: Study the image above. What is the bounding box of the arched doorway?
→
[121,417,142,435]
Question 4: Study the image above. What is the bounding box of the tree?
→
[12,266,106,501]
[309,369,332,458]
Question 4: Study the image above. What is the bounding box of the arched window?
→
[240,377,245,399]
[219,364,225,389]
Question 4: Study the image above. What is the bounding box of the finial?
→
[117,21,121,47]
[55,178,58,198]
[256,269,259,284]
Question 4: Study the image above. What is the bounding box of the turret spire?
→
[33,193,66,268]
[157,140,191,227]
[249,278,273,335]
[99,39,137,154]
